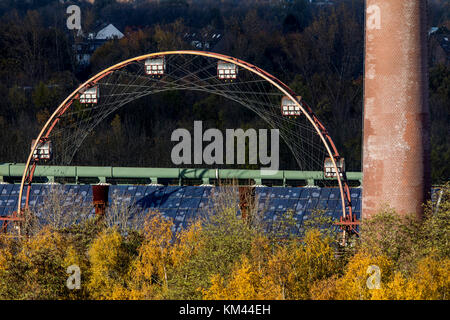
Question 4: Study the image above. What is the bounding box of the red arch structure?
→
[3,51,357,238]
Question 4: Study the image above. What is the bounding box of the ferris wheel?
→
[2,51,358,238]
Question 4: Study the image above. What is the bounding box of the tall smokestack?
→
[363,0,430,219]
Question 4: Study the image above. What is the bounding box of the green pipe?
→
[0,163,362,183]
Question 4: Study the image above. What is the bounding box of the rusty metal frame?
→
[7,50,355,237]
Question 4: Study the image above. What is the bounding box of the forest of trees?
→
[0,0,448,182]
[0,183,449,299]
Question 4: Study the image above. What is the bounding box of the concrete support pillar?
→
[363,0,430,218]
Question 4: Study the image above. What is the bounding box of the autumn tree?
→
[87,228,133,299]
[0,228,74,299]
[127,210,176,299]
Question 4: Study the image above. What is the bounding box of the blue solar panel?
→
[200,187,211,197]
[137,197,160,209]
[175,208,199,227]
[273,198,287,211]
[351,188,361,199]
[70,185,81,193]
[176,208,189,217]
[173,209,187,226]
[64,185,78,196]
[320,188,331,199]
[143,186,156,196]
[327,199,338,210]
[1,184,13,196]
[286,198,299,210]
[355,199,361,211]
[209,186,238,198]
[318,199,328,210]
[77,185,91,198]
[31,185,42,196]
[134,186,147,198]
[38,185,50,197]
[29,197,38,207]
[3,207,14,216]
[160,196,181,209]
[0,195,9,207]
[122,194,134,205]
[332,210,343,219]
[72,192,84,205]
[124,185,138,196]
[325,210,334,217]
[254,187,270,198]
[310,188,321,198]
[0,185,437,234]
[294,207,304,216]
[306,198,319,210]
[180,197,201,209]
[263,210,276,221]
[264,198,275,211]
[6,195,17,207]
[10,184,20,196]
[299,188,312,199]
[198,197,212,209]
[185,186,205,198]
[162,186,182,197]
[109,185,126,197]
[269,187,287,198]
[296,199,307,211]
[159,208,178,219]
[256,198,267,211]
[145,186,165,197]
[273,198,298,211]
[328,188,340,199]
[285,187,302,199]
[163,192,184,201]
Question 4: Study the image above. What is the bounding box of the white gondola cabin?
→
[324,157,345,178]
[281,96,302,116]
[217,61,238,80]
[79,86,99,104]
[145,57,166,75]
[31,139,52,161]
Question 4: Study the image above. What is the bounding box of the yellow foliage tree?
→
[0,227,72,299]
[369,272,416,300]
[267,229,338,300]
[171,220,204,269]
[203,256,283,300]
[266,245,292,299]
[368,255,450,300]
[334,250,393,300]
[412,255,450,300]
[87,229,129,299]
[310,275,339,300]
[203,229,338,300]
[128,211,175,299]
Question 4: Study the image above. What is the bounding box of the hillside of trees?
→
[0,0,448,182]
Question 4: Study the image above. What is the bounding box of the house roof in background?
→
[95,24,124,40]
